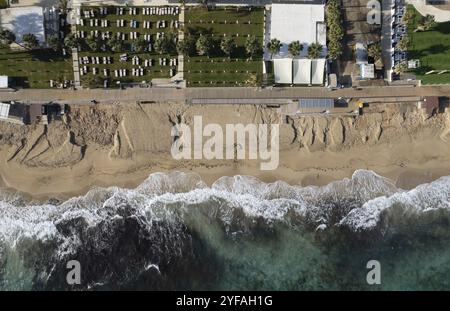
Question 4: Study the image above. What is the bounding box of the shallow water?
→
[0,170,449,290]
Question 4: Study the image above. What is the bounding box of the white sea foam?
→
[0,170,448,253]
[340,175,450,231]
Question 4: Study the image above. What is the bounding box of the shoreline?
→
[2,146,450,202]
[1,102,450,202]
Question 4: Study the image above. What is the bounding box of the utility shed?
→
[0,76,8,88]
[0,102,26,124]
[0,102,10,119]
[299,98,334,112]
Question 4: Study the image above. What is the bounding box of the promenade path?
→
[0,85,450,105]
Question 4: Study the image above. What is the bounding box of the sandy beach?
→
[0,101,450,200]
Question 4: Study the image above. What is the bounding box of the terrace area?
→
[183,6,265,87]
[406,5,450,84]
[340,0,381,85]
[74,6,180,87]
[0,46,72,88]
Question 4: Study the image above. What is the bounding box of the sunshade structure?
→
[273,58,293,84]
[293,59,312,84]
[274,58,326,85]
[311,59,326,85]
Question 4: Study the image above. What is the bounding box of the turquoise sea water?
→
[0,170,449,290]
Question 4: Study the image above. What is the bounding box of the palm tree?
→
[325,0,344,59]
[423,14,435,30]
[85,36,102,52]
[0,29,16,45]
[22,33,39,49]
[266,38,281,58]
[288,41,303,57]
[245,35,260,59]
[132,37,147,53]
[177,38,194,56]
[107,37,123,52]
[220,37,235,58]
[368,43,382,60]
[328,40,342,59]
[64,33,82,50]
[154,35,176,54]
[198,0,209,10]
[83,75,103,89]
[196,34,212,56]
[394,61,407,74]
[246,73,262,87]
[402,9,414,25]
[58,0,69,14]
[307,42,323,59]
[47,35,62,51]
[397,35,409,51]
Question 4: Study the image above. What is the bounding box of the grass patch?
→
[184,6,264,87]
[76,6,179,86]
[406,5,450,84]
[78,51,175,85]
[0,46,72,88]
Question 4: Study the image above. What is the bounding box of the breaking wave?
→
[0,170,449,290]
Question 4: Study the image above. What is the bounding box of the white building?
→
[0,76,8,89]
[0,6,46,44]
[269,3,327,85]
[270,3,327,58]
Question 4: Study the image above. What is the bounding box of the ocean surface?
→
[0,170,449,290]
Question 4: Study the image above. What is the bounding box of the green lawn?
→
[78,51,174,84]
[184,6,264,87]
[76,6,179,86]
[0,46,72,88]
[407,5,450,84]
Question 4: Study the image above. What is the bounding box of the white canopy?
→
[0,76,8,88]
[311,59,326,85]
[274,58,293,84]
[293,59,311,85]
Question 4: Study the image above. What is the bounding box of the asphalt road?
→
[0,85,449,105]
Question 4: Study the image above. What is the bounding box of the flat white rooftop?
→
[0,76,8,88]
[274,58,326,85]
[274,58,293,84]
[0,6,45,44]
[270,3,326,58]
[293,59,311,85]
[0,103,10,119]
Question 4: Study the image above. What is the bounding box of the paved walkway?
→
[262,6,271,61]
[0,85,449,105]
[381,0,394,81]
[71,48,81,89]
[406,0,450,23]
[171,5,185,83]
